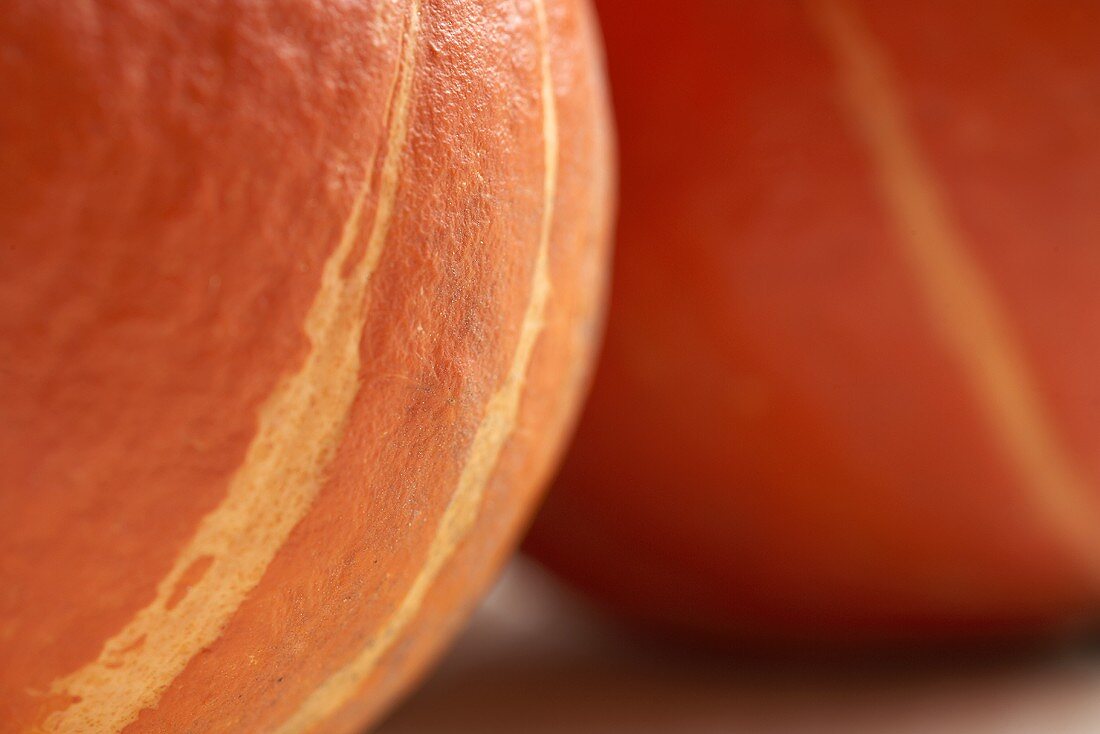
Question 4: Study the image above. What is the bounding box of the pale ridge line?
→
[36,8,421,733]
[273,1,560,730]
[808,0,1100,573]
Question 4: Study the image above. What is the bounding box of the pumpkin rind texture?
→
[0,0,613,731]
[528,0,1100,647]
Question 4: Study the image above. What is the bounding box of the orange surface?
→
[0,1,613,731]
[529,0,1100,645]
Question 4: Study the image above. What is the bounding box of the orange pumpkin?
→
[528,0,1100,647]
[0,0,612,731]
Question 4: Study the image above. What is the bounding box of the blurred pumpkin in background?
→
[528,0,1100,648]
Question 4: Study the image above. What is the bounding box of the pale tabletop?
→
[378,559,1100,734]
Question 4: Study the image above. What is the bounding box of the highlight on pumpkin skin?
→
[39,7,419,731]
[276,0,559,727]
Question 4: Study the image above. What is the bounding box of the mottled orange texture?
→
[527,0,1100,647]
[0,0,613,731]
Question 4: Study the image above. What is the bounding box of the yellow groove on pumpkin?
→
[273,1,560,731]
[809,0,1100,573]
[36,6,422,733]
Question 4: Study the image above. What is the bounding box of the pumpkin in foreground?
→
[0,0,613,731]
[528,0,1100,647]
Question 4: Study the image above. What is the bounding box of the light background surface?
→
[379,559,1100,734]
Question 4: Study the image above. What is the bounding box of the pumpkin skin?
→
[527,0,1100,648]
[0,0,613,731]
